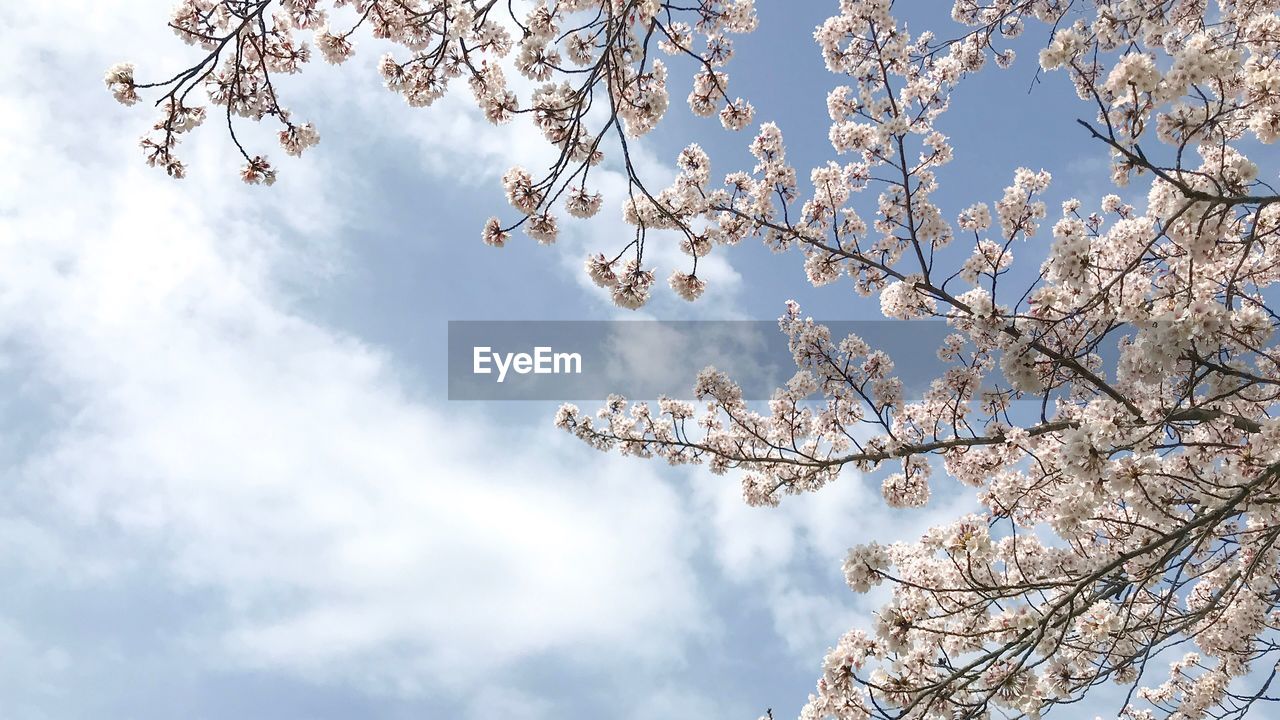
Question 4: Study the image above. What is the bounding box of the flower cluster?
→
[112,0,759,306]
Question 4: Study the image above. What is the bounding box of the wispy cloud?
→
[0,0,717,710]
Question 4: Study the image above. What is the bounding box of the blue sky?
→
[1,2,1137,718]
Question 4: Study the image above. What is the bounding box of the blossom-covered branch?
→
[111,0,1280,718]
[550,1,1280,717]
[107,0,759,301]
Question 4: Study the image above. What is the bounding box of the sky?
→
[1,2,1139,719]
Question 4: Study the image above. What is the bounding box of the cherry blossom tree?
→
[108,0,1280,718]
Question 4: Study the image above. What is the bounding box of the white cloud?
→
[0,615,70,712]
[0,0,712,702]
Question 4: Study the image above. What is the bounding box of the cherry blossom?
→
[111,0,760,307]
[116,0,1280,717]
